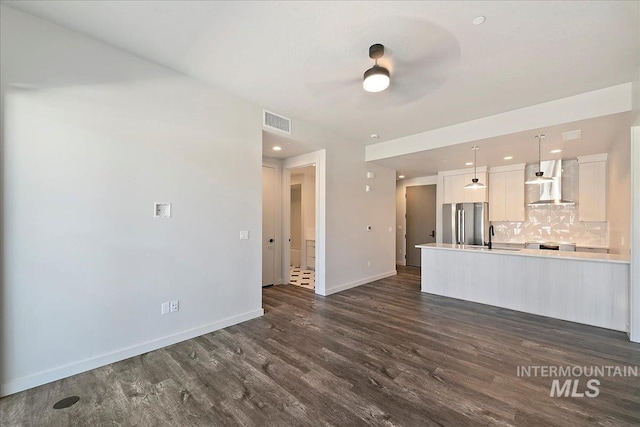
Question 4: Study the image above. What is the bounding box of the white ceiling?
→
[374,112,632,179]
[5,0,639,147]
[262,131,320,160]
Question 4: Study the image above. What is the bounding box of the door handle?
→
[269,238,274,243]
[430,230,435,238]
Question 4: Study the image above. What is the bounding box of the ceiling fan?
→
[303,19,461,108]
[363,44,390,93]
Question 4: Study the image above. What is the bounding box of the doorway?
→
[288,165,316,289]
[282,149,326,295]
[405,185,437,267]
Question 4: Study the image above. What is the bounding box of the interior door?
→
[406,185,437,267]
[262,165,277,286]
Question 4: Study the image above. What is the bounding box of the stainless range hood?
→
[527,160,575,206]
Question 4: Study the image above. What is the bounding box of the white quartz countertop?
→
[492,241,610,249]
[416,243,629,264]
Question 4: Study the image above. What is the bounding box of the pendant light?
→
[525,134,554,185]
[464,146,486,189]
[363,44,390,93]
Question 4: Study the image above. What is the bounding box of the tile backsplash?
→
[492,160,608,247]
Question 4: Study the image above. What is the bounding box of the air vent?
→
[263,110,291,135]
[562,129,581,141]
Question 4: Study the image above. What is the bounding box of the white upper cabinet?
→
[577,154,607,222]
[488,164,525,222]
[442,168,488,204]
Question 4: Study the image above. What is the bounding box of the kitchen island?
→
[417,243,630,331]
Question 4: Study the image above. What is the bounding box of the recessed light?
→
[550,149,562,154]
[465,162,474,166]
[503,156,513,160]
[370,133,379,139]
[272,146,282,151]
[473,16,486,25]
[398,175,405,179]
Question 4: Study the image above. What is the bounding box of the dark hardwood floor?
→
[2,266,639,426]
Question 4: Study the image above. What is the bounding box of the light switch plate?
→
[367,172,375,179]
[365,185,371,192]
[170,300,179,312]
[154,203,171,218]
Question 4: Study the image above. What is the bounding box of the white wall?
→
[395,176,438,264]
[303,171,316,241]
[290,177,303,251]
[630,65,640,342]
[608,128,632,256]
[325,143,396,294]
[1,6,263,395]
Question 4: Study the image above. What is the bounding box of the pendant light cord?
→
[474,146,478,179]
[536,134,545,172]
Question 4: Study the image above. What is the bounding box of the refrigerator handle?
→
[456,210,461,244]
[461,210,465,243]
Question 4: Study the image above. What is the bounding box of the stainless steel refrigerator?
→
[442,203,490,245]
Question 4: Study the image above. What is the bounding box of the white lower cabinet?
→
[577,247,609,254]
[305,240,315,270]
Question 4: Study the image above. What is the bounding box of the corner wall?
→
[282,118,396,295]
[630,64,640,342]
[1,6,263,395]
[608,127,632,255]
[324,142,397,294]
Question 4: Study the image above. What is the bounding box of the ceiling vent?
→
[263,110,291,135]
[562,129,581,141]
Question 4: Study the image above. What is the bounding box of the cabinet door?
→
[504,170,525,221]
[443,175,454,204]
[579,162,606,221]
[489,172,506,221]
[444,174,464,204]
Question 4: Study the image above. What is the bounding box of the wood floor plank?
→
[1,266,639,426]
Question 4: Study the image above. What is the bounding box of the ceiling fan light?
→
[363,66,390,92]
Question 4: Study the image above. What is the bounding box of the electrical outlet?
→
[239,230,249,240]
[161,302,170,315]
[170,300,179,312]
[367,260,371,267]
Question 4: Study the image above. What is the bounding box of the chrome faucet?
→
[487,225,495,249]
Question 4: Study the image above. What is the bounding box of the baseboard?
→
[1,308,264,397]
[321,270,397,296]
